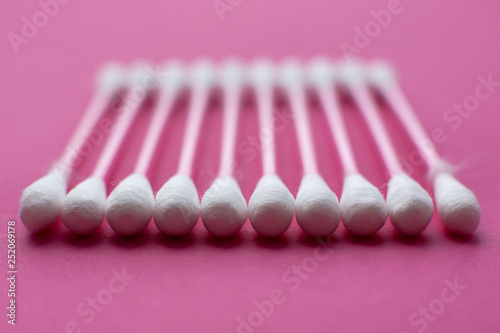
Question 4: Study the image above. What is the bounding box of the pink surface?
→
[1,1,500,332]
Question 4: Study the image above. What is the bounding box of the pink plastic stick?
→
[350,84,402,176]
[254,84,277,175]
[285,84,318,175]
[316,83,358,175]
[56,91,115,175]
[219,84,242,176]
[91,89,147,180]
[177,86,210,176]
[377,83,442,169]
[134,87,180,176]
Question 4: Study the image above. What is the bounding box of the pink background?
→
[1,0,500,332]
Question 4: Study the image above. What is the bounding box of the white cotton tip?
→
[127,61,155,87]
[306,56,334,86]
[106,173,154,236]
[154,174,200,236]
[96,61,125,94]
[248,174,295,237]
[161,59,186,90]
[61,177,106,235]
[248,58,275,87]
[340,173,387,236]
[295,174,341,237]
[219,58,246,86]
[338,59,365,87]
[190,58,216,88]
[434,173,480,235]
[366,60,396,89]
[201,176,247,237]
[277,58,304,88]
[386,174,434,236]
[19,168,68,233]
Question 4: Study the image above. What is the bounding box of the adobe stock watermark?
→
[7,0,72,54]
[212,0,244,22]
[397,73,499,176]
[201,104,296,192]
[56,268,136,333]
[339,0,404,61]
[229,237,334,333]
[401,278,467,333]
[442,74,500,131]
[57,64,170,173]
